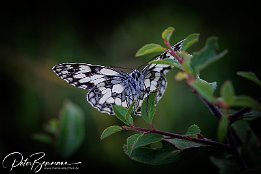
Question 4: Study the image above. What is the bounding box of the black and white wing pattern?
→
[52,40,183,116]
[135,40,184,113]
[53,63,132,114]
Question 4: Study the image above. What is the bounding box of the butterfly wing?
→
[52,40,183,115]
[134,75,167,115]
[53,63,132,115]
[135,40,183,114]
[143,39,184,75]
[87,78,135,115]
[52,63,127,89]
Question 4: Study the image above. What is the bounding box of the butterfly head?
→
[130,70,142,80]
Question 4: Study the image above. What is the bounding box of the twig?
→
[196,94,222,119]
[122,126,229,150]
[195,94,248,170]
[229,97,261,124]
[229,107,251,124]
[227,128,248,170]
[164,40,184,64]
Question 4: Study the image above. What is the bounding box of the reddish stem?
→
[164,40,184,64]
[122,126,229,150]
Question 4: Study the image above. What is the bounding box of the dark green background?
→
[1,1,260,173]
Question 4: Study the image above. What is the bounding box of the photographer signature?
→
[2,152,81,173]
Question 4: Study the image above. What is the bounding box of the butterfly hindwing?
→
[87,79,133,115]
[143,39,184,75]
[140,40,183,103]
[134,75,167,115]
[133,40,183,114]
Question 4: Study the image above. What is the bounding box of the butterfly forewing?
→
[53,63,126,89]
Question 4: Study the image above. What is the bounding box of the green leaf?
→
[221,81,235,105]
[210,155,240,174]
[57,101,85,157]
[186,124,201,136]
[165,124,205,150]
[232,120,259,144]
[100,125,123,140]
[43,118,59,135]
[233,95,261,111]
[162,26,175,41]
[113,104,134,125]
[124,142,179,165]
[141,92,157,125]
[149,58,181,69]
[113,105,128,124]
[113,105,127,120]
[181,33,200,51]
[126,133,144,155]
[242,111,261,121]
[237,71,261,87]
[134,134,164,149]
[180,52,193,73]
[232,120,261,171]
[32,133,52,144]
[124,141,194,165]
[166,139,206,150]
[126,102,135,125]
[191,37,228,74]
[135,43,167,57]
[191,78,216,102]
[217,115,229,142]
[126,133,164,155]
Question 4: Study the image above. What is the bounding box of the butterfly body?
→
[52,40,183,115]
[128,70,145,96]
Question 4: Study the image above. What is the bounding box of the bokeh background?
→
[1,1,260,173]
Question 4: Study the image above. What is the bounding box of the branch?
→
[229,107,251,124]
[196,93,222,119]
[122,126,229,150]
[164,40,184,64]
[227,128,248,170]
[229,97,261,124]
[194,93,248,170]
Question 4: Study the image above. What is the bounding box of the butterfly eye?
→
[132,73,136,78]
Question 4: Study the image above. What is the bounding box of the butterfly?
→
[52,40,183,115]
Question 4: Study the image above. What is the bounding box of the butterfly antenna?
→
[137,55,159,70]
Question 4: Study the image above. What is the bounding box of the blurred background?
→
[0,0,260,173]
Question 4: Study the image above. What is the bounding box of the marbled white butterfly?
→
[52,40,183,115]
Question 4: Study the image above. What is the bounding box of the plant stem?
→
[164,40,184,64]
[197,95,222,119]
[229,107,251,124]
[196,94,248,170]
[229,97,261,124]
[122,126,229,150]
[227,128,248,170]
